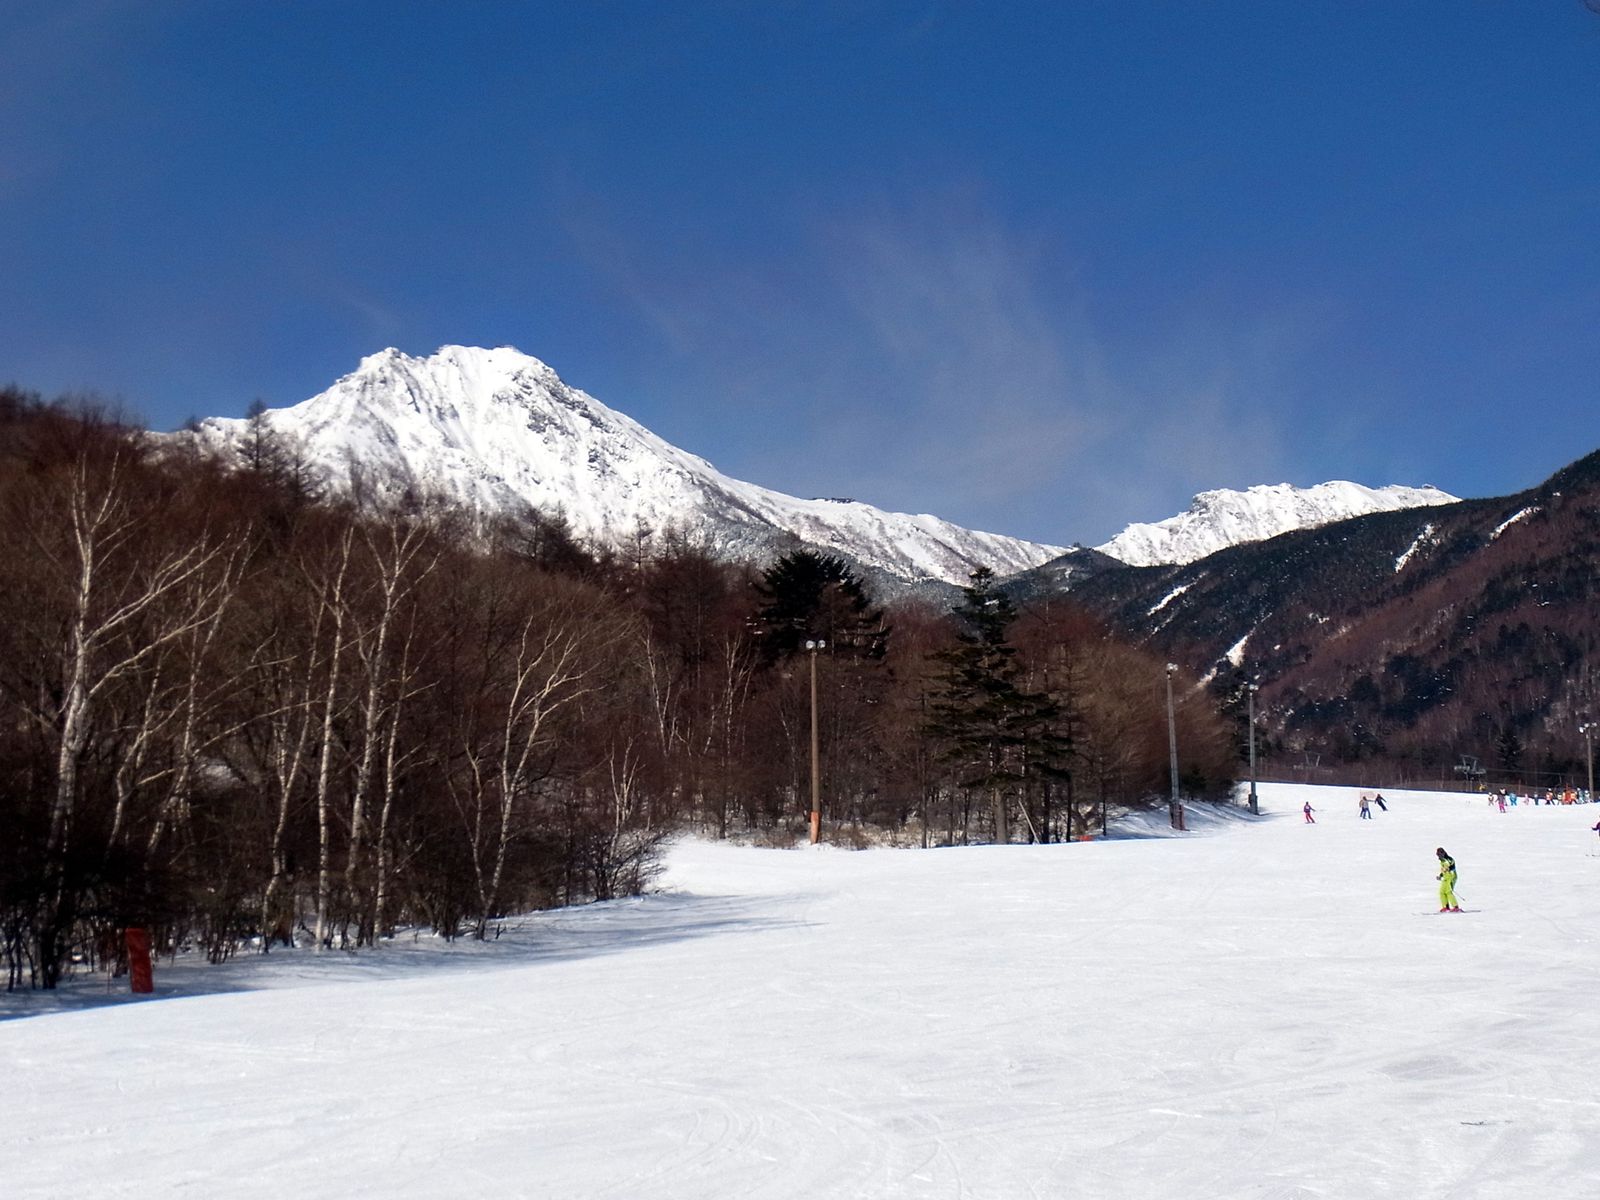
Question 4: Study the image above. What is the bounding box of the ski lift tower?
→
[1453,754,1486,790]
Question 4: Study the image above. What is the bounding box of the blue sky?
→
[3,2,1597,545]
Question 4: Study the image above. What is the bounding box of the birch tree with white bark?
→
[7,450,244,984]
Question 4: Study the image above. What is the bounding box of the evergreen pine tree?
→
[925,567,1061,844]
[1497,723,1524,773]
[752,549,887,663]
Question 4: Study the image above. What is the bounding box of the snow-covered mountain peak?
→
[183,345,1065,590]
[344,345,636,436]
[181,345,1460,588]
[1097,480,1459,567]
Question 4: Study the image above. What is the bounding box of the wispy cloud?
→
[813,192,1101,510]
[316,280,405,349]
[562,181,1311,544]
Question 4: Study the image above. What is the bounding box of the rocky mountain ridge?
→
[181,344,1456,593]
[1095,480,1457,567]
[184,345,1064,591]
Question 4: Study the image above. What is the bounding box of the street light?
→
[1165,663,1185,831]
[1581,720,1595,798]
[806,639,826,844]
[1247,681,1260,815]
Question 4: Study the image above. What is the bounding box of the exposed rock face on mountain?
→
[1094,481,1458,567]
[183,345,1065,590]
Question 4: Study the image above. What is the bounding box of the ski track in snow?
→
[3,783,1599,1198]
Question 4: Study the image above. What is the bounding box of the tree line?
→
[0,390,1237,989]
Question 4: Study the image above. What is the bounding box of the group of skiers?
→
[1302,797,1461,909]
[1486,787,1591,811]
[1296,784,1598,913]
[1300,793,1388,824]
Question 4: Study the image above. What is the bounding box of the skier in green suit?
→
[1435,847,1460,912]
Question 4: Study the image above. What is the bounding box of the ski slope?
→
[4,782,1598,1198]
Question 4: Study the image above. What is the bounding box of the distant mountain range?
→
[182,345,1455,593]
[1049,450,1600,774]
[173,342,1595,776]
[1095,480,1456,567]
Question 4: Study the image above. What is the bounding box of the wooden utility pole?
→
[1165,663,1185,831]
[807,640,825,843]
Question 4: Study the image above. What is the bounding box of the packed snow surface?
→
[1099,481,1459,567]
[5,782,1598,1198]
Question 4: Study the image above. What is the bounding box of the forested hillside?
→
[1047,451,1600,786]
[0,391,1234,989]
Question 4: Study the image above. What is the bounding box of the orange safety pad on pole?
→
[125,927,154,994]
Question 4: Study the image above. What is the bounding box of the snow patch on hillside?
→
[1148,581,1192,615]
[1395,522,1437,572]
[1225,629,1251,667]
[1491,506,1539,540]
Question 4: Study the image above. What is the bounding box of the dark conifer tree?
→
[1497,724,1524,774]
[925,568,1061,844]
[752,550,887,663]
[237,399,322,511]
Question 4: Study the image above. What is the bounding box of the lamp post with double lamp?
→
[806,639,826,844]
[1581,720,1595,799]
[1247,681,1260,815]
[1165,663,1185,831]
